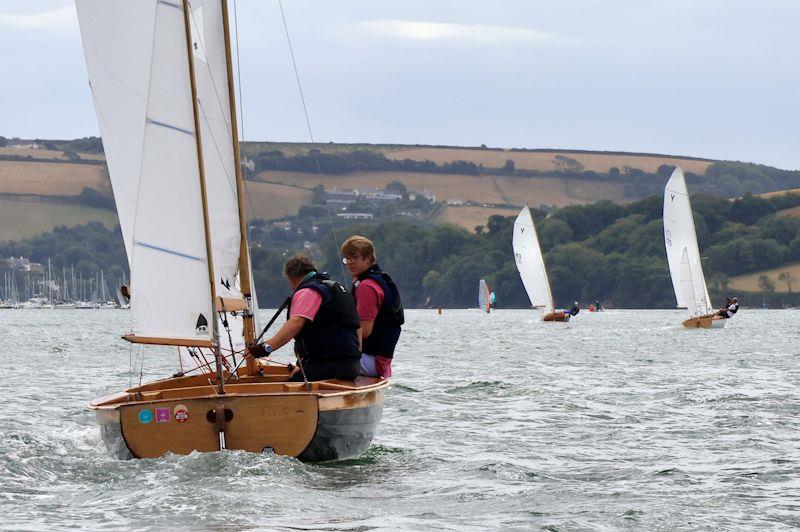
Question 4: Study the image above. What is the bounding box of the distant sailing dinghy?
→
[663,168,726,329]
[512,206,569,322]
[478,279,492,313]
[77,0,387,461]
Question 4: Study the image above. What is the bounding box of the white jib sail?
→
[513,206,554,314]
[478,279,490,313]
[663,167,712,317]
[188,0,243,302]
[78,0,214,342]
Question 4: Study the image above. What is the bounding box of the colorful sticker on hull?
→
[174,404,189,423]
[138,409,153,424]
[156,407,170,423]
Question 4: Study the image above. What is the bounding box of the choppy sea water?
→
[1,308,799,530]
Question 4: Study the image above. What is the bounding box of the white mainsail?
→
[663,167,712,317]
[78,0,222,343]
[513,206,554,314]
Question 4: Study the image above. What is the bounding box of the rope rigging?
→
[277,0,348,281]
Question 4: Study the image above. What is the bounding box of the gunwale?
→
[90,375,390,409]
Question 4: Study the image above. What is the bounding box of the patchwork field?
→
[243,181,313,220]
[777,205,800,218]
[437,205,519,231]
[256,171,627,208]
[0,147,104,161]
[760,188,800,199]
[0,160,108,196]
[728,262,800,293]
[0,141,734,241]
[0,198,117,242]
[383,148,712,175]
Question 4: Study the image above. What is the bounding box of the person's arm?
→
[245,316,306,360]
[361,320,375,339]
[265,316,306,350]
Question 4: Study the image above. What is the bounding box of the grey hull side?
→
[96,411,134,460]
[298,403,384,462]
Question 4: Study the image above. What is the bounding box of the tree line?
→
[4,190,800,308]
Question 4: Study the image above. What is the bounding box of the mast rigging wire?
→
[277,0,347,281]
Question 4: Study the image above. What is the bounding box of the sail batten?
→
[663,167,712,317]
[513,206,555,315]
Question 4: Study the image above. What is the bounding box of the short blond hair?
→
[342,235,376,261]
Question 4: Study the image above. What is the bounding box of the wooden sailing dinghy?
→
[663,168,726,329]
[77,0,388,460]
[512,206,570,322]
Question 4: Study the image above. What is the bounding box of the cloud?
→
[360,19,555,43]
[0,5,76,31]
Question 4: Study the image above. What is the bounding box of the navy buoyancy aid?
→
[355,264,404,358]
[289,272,361,362]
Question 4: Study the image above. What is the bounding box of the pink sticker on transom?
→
[156,407,171,423]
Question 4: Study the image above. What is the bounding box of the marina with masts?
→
[0,257,127,309]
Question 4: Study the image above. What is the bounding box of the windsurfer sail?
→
[478,279,491,313]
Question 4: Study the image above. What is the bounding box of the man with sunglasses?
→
[341,236,404,379]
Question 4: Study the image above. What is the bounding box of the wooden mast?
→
[220,0,258,375]
[181,0,225,396]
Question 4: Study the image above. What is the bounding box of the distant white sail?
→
[478,279,491,313]
[513,206,554,314]
[663,167,712,317]
[77,0,213,342]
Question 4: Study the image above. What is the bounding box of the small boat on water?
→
[663,168,726,329]
[77,0,387,460]
[512,206,571,322]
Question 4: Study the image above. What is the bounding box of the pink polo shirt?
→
[354,278,384,321]
[289,288,322,321]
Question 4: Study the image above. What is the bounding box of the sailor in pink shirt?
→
[341,235,404,379]
[246,253,362,382]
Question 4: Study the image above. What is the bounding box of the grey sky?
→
[1,1,798,169]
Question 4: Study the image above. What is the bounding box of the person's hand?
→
[248,343,273,359]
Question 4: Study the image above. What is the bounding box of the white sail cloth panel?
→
[75,0,157,259]
[663,167,712,317]
[513,206,554,314]
[188,0,243,302]
[77,0,214,341]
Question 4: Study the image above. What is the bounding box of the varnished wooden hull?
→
[542,311,569,322]
[91,373,388,462]
[682,314,727,329]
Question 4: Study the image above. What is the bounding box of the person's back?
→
[728,297,739,318]
[568,301,580,316]
[291,272,361,380]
